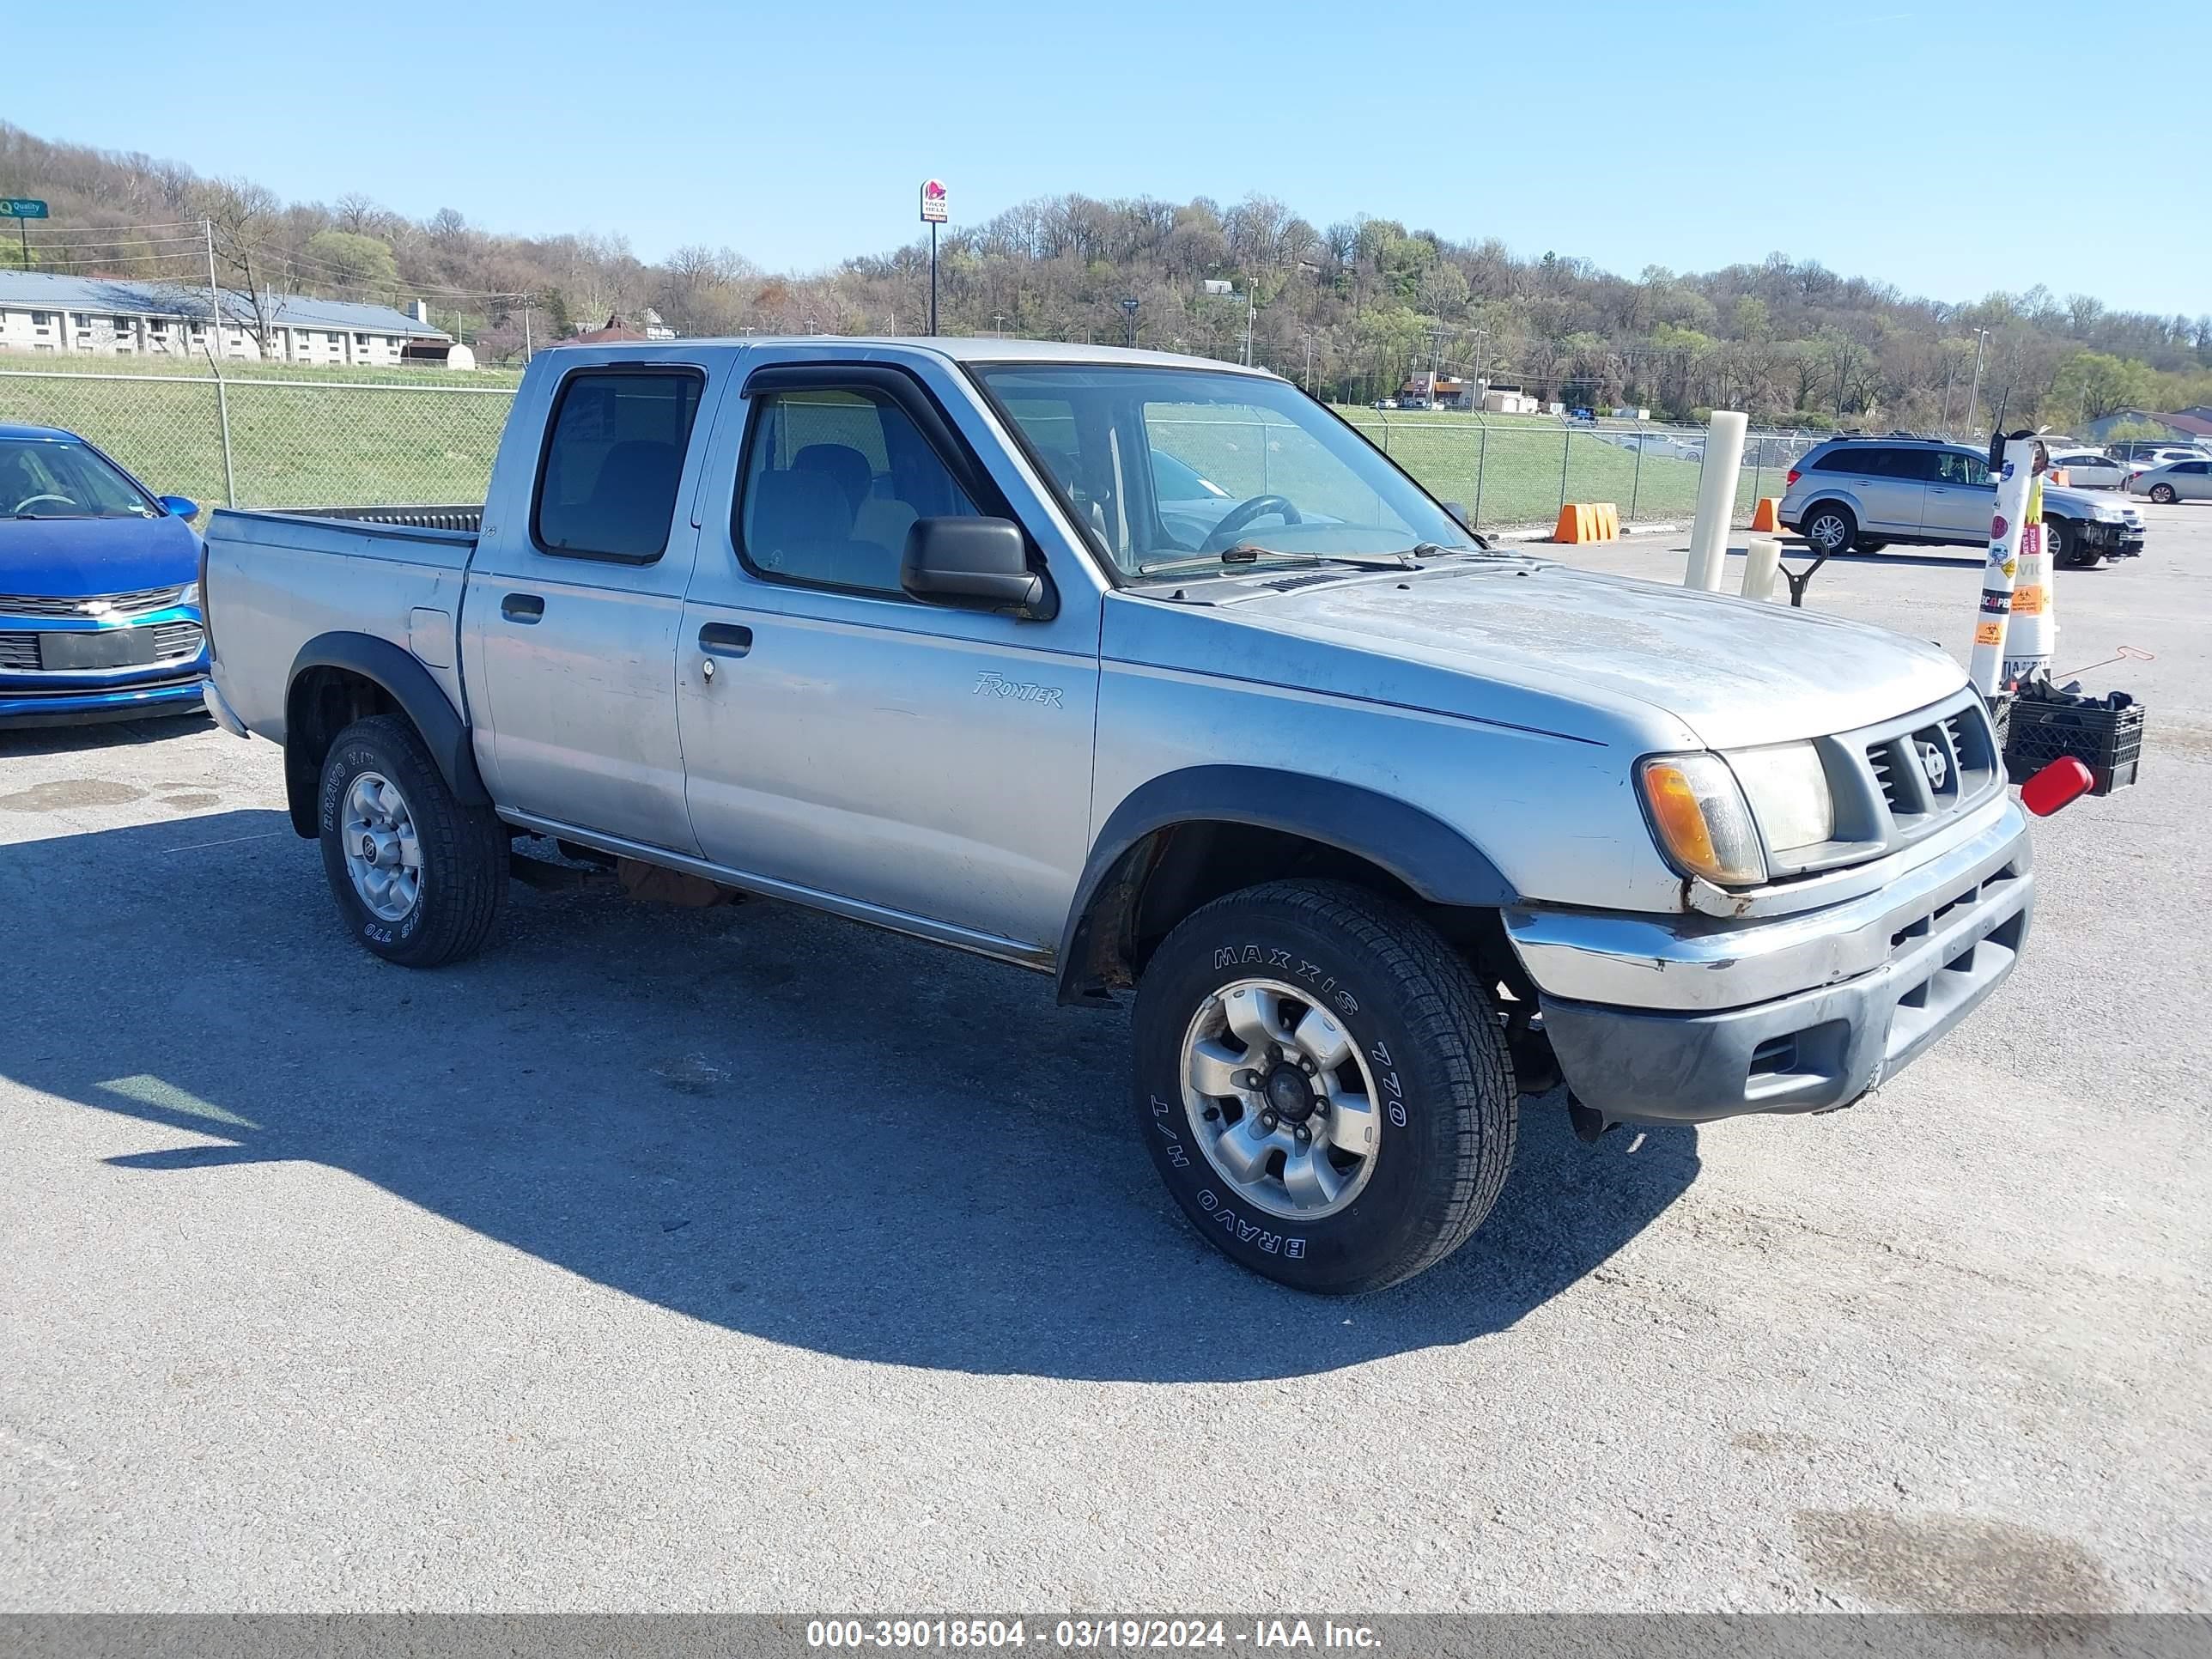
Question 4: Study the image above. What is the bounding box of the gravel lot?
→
[3,505,2208,1614]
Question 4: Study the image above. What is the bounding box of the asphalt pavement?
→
[3,504,2208,1613]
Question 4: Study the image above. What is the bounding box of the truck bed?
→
[201,506,480,743]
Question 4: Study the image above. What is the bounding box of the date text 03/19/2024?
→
[804,1620,1382,1650]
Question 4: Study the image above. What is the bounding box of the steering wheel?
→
[1201,494,1302,553]
[12,494,75,514]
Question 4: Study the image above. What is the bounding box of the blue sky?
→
[8,0,2203,317]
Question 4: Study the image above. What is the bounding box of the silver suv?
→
[1779,438,2143,568]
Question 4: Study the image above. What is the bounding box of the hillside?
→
[4,120,2206,431]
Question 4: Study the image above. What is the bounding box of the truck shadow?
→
[3,808,1700,1383]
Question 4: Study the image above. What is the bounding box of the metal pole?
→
[1558,421,1572,517]
[203,219,236,507]
[1630,423,1644,521]
[928,222,939,337]
[16,217,27,270]
[1751,442,1765,520]
[523,304,532,362]
[1965,328,1989,436]
[1472,422,1487,529]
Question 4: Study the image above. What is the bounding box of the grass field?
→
[0,357,516,511]
[1333,408,1795,529]
[0,353,1794,530]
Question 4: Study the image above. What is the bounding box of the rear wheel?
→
[2150,483,2178,504]
[1131,879,1516,1294]
[318,714,506,967]
[1802,502,1856,556]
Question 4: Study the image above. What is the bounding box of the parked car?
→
[199,339,2036,1294]
[2126,458,2212,503]
[2050,451,2130,489]
[0,423,210,728]
[2107,441,2208,471]
[1779,437,2143,568]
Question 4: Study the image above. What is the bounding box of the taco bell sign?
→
[920,179,949,224]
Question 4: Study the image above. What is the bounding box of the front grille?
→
[0,586,186,618]
[1765,690,2004,878]
[1859,697,1998,839]
[0,622,204,673]
[152,621,204,659]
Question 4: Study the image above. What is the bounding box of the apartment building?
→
[0,271,456,368]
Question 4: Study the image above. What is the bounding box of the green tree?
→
[305,228,399,296]
[2050,350,2152,422]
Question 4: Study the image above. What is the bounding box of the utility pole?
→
[1302,332,1315,392]
[1243,279,1255,368]
[1964,327,1990,437]
[201,218,237,507]
[522,302,532,363]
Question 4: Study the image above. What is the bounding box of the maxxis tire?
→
[1803,502,1856,556]
[1131,879,1516,1294]
[318,714,507,968]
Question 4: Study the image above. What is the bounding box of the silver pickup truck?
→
[200,339,2034,1293]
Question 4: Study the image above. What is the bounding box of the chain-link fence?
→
[1334,409,1827,532]
[0,368,514,513]
[2,363,1825,537]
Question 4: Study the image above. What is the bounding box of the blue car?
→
[0,423,210,728]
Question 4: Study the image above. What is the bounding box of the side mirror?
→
[902,517,1055,619]
[158,495,200,520]
[1442,501,1470,528]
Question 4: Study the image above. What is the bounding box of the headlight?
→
[178,580,200,605]
[1729,742,1835,854]
[1638,753,1767,886]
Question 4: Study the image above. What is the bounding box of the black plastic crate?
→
[2002,690,2143,795]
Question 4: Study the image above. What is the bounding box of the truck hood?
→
[1110,560,1968,752]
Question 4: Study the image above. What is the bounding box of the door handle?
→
[501,592,544,623]
[698,623,752,658]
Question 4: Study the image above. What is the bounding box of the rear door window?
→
[533,368,704,562]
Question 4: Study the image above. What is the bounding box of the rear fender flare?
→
[283,632,489,835]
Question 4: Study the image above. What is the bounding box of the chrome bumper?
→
[202,677,250,738]
[1505,798,2031,1012]
[1507,800,2034,1124]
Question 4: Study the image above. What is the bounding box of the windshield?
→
[0,439,156,520]
[970,364,1477,580]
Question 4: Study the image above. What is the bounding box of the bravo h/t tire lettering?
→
[1132,879,1516,1293]
[317,714,507,968]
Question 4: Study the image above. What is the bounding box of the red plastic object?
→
[2022,757,2095,817]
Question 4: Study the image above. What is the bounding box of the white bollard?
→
[1740,537,1782,602]
[1968,438,2041,696]
[2003,461,2055,685]
[1683,410,1748,592]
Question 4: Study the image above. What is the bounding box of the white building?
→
[0,271,457,368]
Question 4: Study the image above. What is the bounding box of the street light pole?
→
[1121,296,1139,349]
[1965,327,1990,436]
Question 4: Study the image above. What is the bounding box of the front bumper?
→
[1510,799,2034,1124]
[0,670,209,728]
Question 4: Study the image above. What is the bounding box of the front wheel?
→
[1802,502,1857,556]
[1131,880,1516,1294]
[318,714,507,967]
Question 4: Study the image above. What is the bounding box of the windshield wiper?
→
[1136,542,1420,577]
